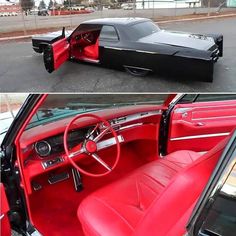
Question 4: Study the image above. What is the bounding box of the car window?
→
[127,21,160,40]
[179,94,236,103]
[199,164,236,236]
[99,25,119,41]
[195,94,236,102]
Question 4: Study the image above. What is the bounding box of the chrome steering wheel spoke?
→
[90,153,112,171]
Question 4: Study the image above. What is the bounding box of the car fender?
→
[204,33,223,57]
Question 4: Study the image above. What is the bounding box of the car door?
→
[43,37,70,73]
[99,25,123,67]
[167,94,236,153]
[187,131,236,236]
[0,183,11,236]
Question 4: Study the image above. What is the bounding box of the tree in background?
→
[48,0,53,9]
[21,0,35,11]
[63,0,69,7]
[38,0,47,10]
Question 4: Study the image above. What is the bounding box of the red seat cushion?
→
[78,137,229,236]
[83,39,99,60]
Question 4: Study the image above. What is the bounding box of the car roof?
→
[82,17,150,26]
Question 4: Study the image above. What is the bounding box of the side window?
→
[179,94,236,103]
[99,26,119,41]
[199,164,236,236]
[196,94,236,102]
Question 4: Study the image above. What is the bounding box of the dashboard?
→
[20,107,163,194]
[32,110,160,158]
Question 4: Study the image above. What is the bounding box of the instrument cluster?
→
[34,127,92,158]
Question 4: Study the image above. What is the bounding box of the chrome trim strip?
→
[0,214,5,220]
[124,65,152,71]
[192,115,236,121]
[104,46,123,50]
[97,135,124,151]
[170,132,230,141]
[135,50,157,54]
[104,47,157,54]
[174,103,236,112]
[118,123,143,131]
[110,110,161,127]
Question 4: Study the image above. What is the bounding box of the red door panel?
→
[0,183,11,236]
[44,38,70,73]
[167,100,236,153]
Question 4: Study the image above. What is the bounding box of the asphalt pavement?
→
[0,16,236,92]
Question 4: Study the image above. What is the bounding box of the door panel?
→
[0,183,11,236]
[43,38,69,73]
[167,100,236,153]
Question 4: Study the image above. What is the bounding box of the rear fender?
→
[205,33,223,57]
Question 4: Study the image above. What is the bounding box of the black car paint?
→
[32,18,223,81]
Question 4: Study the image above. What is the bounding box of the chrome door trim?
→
[170,132,230,141]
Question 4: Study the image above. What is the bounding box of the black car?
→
[32,18,223,82]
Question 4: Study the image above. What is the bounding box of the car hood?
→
[138,30,215,50]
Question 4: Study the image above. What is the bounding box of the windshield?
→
[27,94,169,129]
[127,21,160,40]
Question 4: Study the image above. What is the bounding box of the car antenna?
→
[62,27,65,38]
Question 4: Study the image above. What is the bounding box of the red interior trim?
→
[14,94,48,226]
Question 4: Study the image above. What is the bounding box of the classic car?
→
[1,93,236,236]
[32,18,223,82]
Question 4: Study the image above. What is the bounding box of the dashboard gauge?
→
[35,141,51,157]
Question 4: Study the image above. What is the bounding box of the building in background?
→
[0,0,20,15]
[227,0,236,6]
[135,0,201,9]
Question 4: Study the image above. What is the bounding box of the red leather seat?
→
[78,137,229,236]
[83,39,99,60]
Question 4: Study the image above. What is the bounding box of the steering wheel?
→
[63,114,121,177]
[81,32,94,44]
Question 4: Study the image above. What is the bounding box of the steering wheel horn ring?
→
[63,114,121,177]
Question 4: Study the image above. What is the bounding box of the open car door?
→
[166,94,236,153]
[43,37,70,73]
[0,183,11,236]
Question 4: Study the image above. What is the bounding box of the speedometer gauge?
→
[35,141,51,157]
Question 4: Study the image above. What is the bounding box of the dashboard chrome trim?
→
[110,110,161,127]
[97,135,124,151]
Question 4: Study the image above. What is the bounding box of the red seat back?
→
[83,38,99,60]
[134,135,230,236]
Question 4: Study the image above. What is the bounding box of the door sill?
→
[79,57,100,64]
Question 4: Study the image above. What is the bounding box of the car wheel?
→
[125,66,149,77]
